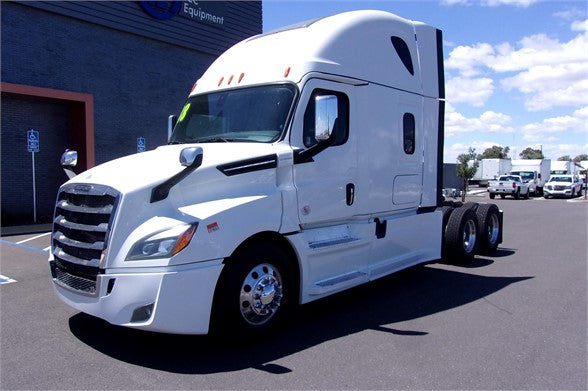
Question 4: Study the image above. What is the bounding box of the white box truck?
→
[472,158,512,186]
[49,11,503,335]
[510,159,551,196]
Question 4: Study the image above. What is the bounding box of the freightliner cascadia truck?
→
[50,10,503,335]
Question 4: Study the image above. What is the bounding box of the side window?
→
[303,89,349,147]
[391,36,414,76]
[403,113,415,155]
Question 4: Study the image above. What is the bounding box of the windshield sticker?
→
[178,103,191,122]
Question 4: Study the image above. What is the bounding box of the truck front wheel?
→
[211,241,295,336]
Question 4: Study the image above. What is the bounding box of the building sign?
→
[139,1,225,28]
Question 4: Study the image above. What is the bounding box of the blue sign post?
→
[27,129,40,222]
[137,137,146,153]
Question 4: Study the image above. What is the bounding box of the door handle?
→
[346,183,355,206]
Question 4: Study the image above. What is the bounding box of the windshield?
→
[510,171,534,180]
[499,176,519,182]
[169,84,297,144]
[549,176,572,183]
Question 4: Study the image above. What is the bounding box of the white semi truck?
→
[472,158,512,187]
[49,11,503,335]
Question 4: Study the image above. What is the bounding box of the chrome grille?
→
[51,184,119,294]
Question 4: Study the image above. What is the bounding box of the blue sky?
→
[263,0,588,162]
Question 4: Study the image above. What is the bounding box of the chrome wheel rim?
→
[463,219,477,253]
[239,263,283,326]
[487,213,500,246]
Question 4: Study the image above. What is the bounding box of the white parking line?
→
[16,232,51,245]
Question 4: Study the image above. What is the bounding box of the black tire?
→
[524,189,529,199]
[444,206,478,264]
[514,188,520,199]
[500,194,506,199]
[475,204,501,254]
[211,241,295,337]
[440,206,455,259]
[489,193,495,199]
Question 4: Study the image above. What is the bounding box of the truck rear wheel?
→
[444,206,478,264]
[475,204,501,254]
[489,193,495,199]
[211,241,295,337]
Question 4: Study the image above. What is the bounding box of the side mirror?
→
[168,115,177,142]
[315,95,338,142]
[61,150,78,167]
[60,149,78,180]
[180,146,203,168]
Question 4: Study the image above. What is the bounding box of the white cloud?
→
[483,0,539,7]
[445,43,494,77]
[571,19,588,32]
[445,20,588,110]
[520,106,588,142]
[446,76,494,106]
[445,104,514,137]
[502,64,588,111]
[441,0,539,7]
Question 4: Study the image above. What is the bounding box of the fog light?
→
[130,303,154,323]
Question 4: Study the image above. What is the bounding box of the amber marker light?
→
[172,224,198,256]
[238,73,245,83]
[284,67,291,78]
[218,77,224,86]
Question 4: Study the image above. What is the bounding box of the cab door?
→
[291,79,357,227]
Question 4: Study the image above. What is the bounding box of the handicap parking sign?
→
[137,137,146,153]
[27,130,39,153]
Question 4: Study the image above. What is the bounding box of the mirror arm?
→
[293,132,336,164]
[151,148,203,203]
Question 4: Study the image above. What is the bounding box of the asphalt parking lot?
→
[1,194,586,390]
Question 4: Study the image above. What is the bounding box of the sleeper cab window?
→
[303,89,349,147]
[403,113,415,154]
[391,36,414,76]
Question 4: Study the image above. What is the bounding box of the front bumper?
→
[544,188,572,197]
[50,259,224,334]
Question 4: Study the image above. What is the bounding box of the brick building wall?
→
[1,1,262,226]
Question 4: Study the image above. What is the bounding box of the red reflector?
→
[218,77,224,86]
[512,182,516,188]
[191,81,197,92]
[238,73,244,83]
[284,67,291,78]
[228,75,234,85]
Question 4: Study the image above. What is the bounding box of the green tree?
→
[519,147,544,159]
[456,147,479,202]
[557,155,571,161]
[478,145,510,159]
[573,154,588,162]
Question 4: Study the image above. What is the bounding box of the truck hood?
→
[67,143,282,193]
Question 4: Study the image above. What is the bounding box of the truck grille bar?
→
[50,184,119,295]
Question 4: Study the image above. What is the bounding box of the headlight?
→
[126,223,198,261]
